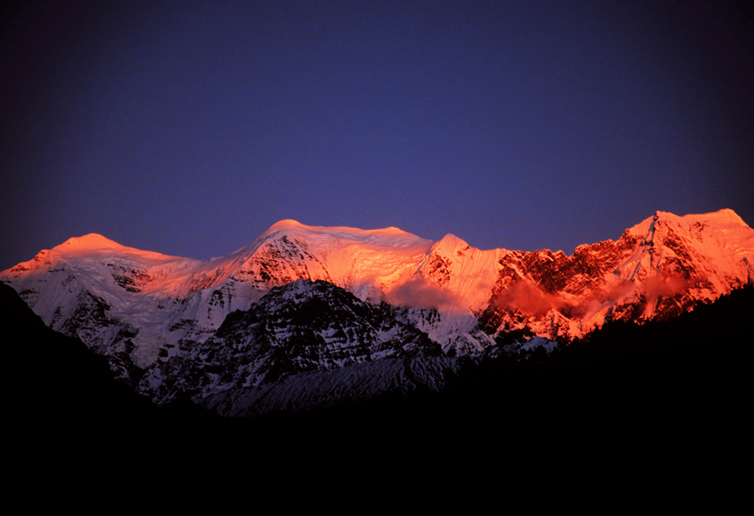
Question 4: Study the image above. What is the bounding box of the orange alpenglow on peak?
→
[35,233,187,268]
[62,233,121,250]
[1,208,752,364]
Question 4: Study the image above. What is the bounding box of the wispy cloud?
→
[385,277,464,310]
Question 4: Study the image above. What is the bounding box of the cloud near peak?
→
[385,277,464,311]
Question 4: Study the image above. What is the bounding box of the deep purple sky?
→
[2,0,753,270]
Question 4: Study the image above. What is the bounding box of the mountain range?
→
[2,208,753,417]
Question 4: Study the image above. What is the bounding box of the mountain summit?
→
[2,210,753,411]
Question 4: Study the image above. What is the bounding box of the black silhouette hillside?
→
[3,280,750,470]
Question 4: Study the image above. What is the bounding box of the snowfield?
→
[2,209,753,412]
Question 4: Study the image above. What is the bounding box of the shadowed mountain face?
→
[2,210,753,417]
[4,276,751,475]
[140,279,444,410]
[1,282,166,430]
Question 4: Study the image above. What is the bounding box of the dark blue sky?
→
[2,0,753,270]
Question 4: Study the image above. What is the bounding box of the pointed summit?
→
[3,208,753,369]
[427,234,472,259]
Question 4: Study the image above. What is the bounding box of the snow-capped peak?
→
[430,234,472,256]
[257,219,429,248]
[2,209,753,376]
[61,233,123,250]
[627,209,752,239]
[48,233,187,266]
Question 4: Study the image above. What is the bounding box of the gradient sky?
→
[2,0,753,271]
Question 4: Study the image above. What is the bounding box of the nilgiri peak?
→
[2,209,753,412]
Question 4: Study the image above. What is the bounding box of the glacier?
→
[2,208,753,414]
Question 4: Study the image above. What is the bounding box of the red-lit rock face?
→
[479,210,754,341]
[2,209,753,373]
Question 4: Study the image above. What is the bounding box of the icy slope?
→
[479,209,754,341]
[139,279,441,405]
[0,234,217,370]
[0,221,439,371]
[2,209,753,376]
[225,219,433,304]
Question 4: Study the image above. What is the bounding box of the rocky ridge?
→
[2,209,753,413]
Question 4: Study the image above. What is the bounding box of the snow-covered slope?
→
[140,279,442,406]
[478,209,754,341]
[0,221,435,372]
[2,209,753,392]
